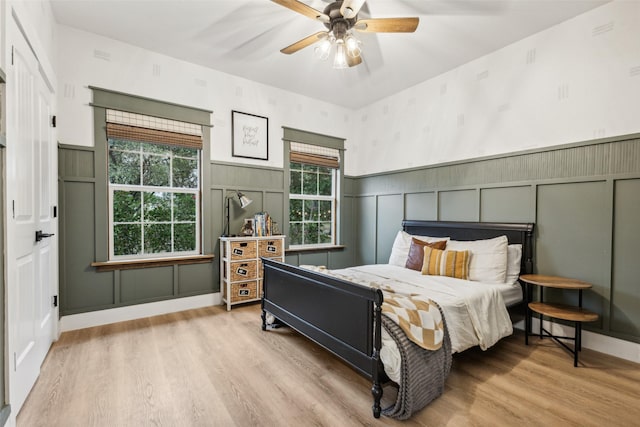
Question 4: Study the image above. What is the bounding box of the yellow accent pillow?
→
[421,246,471,280]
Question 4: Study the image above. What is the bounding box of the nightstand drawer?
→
[259,239,283,258]
[229,260,258,282]
[228,281,258,303]
[227,240,257,260]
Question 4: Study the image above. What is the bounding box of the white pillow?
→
[506,244,523,285]
[446,235,509,283]
[388,230,449,267]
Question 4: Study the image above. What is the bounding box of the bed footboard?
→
[261,258,385,418]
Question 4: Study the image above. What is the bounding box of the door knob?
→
[35,230,55,242]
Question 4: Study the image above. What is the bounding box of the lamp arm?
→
[222,195,231,237]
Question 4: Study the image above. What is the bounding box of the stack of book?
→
[253,212,273,236]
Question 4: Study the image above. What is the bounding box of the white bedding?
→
[323,264,521,383]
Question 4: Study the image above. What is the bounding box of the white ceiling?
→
[50,0,610,109]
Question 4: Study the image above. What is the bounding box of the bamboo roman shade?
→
[290,142,340,169]
[106,109,203,150]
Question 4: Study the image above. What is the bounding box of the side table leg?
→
[539,312,543,339]
[574,321,580,367]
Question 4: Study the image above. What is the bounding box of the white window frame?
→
[107,141,201,260]
[288,164,337,249]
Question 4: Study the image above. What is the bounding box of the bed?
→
[261,220,534,418]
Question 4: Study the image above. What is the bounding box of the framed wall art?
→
[232,110,268,160]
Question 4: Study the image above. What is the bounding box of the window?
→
[106,110,202,259]
[288,142,340,247]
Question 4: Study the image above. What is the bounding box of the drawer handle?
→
[239,242,248,247]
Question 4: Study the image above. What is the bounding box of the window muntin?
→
[108,138,200,259]
[289,161,336,247]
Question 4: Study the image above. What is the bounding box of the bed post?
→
[371,290,383,418]
[261,294,267,331]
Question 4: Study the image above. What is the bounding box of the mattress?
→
[324,264,520,384]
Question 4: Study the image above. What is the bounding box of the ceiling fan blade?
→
[280,31,328,55]
[354,17,419,33]
[340,0,366,19]
[347,54,363,67]
[270,0,330,23]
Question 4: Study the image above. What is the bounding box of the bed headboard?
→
[402,220,535,275]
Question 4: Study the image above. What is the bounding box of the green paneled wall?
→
[612,179,640,336]
[58,146,357,315]
[439,189,477,221]
[377,194,403,265]
[58,127,640,345]
[352,134,640,343]
[480,186,534,223]
[405,192,437,221]
[536,181,610,329]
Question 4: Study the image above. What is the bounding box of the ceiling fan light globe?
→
[314,39,332,60]
[345,35,361,58]
[332,43,348,69]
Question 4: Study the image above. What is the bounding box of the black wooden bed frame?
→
[261,220,534,418]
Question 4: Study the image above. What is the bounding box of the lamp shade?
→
[238,193,252,209]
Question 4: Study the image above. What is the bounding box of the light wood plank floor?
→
[18,304,640,427]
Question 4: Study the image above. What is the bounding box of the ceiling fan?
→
[271,0,419,68]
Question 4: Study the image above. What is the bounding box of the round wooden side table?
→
[519,274,598,367]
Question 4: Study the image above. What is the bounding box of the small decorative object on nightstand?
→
[520,274,599,367]
[219,235,285,311]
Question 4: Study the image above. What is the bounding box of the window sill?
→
[285,245,345,254]
[91,254,214,272]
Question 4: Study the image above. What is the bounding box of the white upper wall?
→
[348,1,640,176]
[54,1,640,177]
[56,25,355,170]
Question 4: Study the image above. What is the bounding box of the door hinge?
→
[12,200,15,219]
[53,295,58,307]
[53,205,57,218]
[11,46,14,65]
[51,115,56,128]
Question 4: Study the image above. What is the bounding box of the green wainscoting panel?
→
[405,192,437,221]
[285,254,299,265]
[264,191,284,235]
[439,189,477,221]
[480,186,534,222]
[178,262,216,294]
[211,162,284,190]
[58,145,95,179]
[299,252,329,267]
[210,188,224,290]
[226,190,264,237]
[120,267,174,303]
[611,179,640,337]
[377,194,404,264]
[0,149,4,416]
[356,196,377,265]
[61,181,115,312]
[536,181,609,329]
[332,195,356,268]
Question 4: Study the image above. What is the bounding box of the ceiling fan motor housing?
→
[323,1,357,38]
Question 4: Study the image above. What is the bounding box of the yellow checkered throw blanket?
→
[382,291,445,351]
[300,265,445,351]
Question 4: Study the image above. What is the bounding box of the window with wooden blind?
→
[106,109,202,259]
[288,142,339,247]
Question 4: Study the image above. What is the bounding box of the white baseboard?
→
[514,319,640,364]
[59,293,222,332]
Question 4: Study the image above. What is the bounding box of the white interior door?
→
[7,22,58,415]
